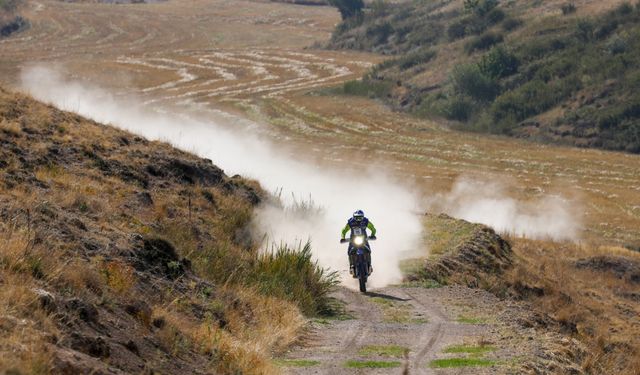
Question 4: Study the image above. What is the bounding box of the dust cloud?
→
[21,66,581,288]
[21,66,423,289]
[429,177,581,241]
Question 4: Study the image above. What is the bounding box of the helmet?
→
[353,210,365,221]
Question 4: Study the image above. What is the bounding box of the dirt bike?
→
[341,229,376,293]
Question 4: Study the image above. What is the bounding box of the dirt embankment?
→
[0,86,317,374]
[405,214,512,290]
[404,213,640,374]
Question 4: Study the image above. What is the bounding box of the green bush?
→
[465,32,504,53]
[342,79,391,98]
[575,19,595,41]
[464,0,498,16]
[444,95,476,121]
[329,0,365,20]
[479,46,519,78]
[490,80,564,123]
[396,49,437,70]
[250,243,339,316]
[561,3,576,16]
[366,22,393,44]
[502,17,523,31]
[447,19,469,40]
[452,64,499,101]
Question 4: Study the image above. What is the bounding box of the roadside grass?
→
[429,358,498,368]
[358,345,408,358]
[456,315,488,324]
[345,360,402,368]
[370,297,414,323]
[275,359,320,367]
[444,344,496,356]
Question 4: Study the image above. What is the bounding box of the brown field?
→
[2,0,638,247]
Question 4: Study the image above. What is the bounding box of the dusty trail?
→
[282,284,554,374]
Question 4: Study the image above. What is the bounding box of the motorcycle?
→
[340,228,376,293]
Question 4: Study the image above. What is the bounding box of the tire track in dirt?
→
[281,285,491,375]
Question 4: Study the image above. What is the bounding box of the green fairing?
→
[340,221,377,238]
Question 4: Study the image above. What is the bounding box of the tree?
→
[328,0,365,20]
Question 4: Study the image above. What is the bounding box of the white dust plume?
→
[430,177,581,241]
[20,65,424,289]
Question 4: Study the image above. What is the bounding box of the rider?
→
[340,210,377,277]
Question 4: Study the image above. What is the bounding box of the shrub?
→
[561,3,577,16]
[490,80,562,123]
[342,79,391,98]
[606,35,628,54]
[444,95,476,121]
[465,32,504,53]
[250,243,339,316]
[366,22,393,44]
[615,2,634,16]
[502,17,523,31]
[0,0,21,12]
[486,8,506,25]
[447,19,469,40]
[479,46,519,78]
[451,64,499,101]
[329,0,365,20]
[396,48,437,70]
[370,0,389,17]
[576,19,595,41]
[464,0,498,16]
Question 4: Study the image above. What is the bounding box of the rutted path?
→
[281,284,565,374]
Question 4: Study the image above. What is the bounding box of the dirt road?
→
[281,283,566,374]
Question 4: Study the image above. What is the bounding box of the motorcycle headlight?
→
[354,236,364,246]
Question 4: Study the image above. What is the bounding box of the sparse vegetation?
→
[496,239,640,374]
[358,345,408,357]
[456,315,488,324]
[275,359,321,367]
[561,3,577,16]
[345,360,401,368]
[331,0,640,153]
[444,344,496,355]
[429,357,497,368]
[328,0,363,20]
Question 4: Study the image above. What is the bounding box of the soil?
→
[282,285,584,374]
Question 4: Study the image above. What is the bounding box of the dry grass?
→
[0,229,57,374]
[153,287,304,374]
[0,87,335,373]
[503,238,640,374]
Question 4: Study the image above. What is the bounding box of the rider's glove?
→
[369,235,377,240]
[340,238,348,243]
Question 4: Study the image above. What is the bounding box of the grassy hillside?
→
[0,0,27,38]
[0,86,337,374]
[406,214,640,374]
[329,0,640,153]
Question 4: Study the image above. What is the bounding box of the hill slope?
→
[0,86,336,374]
[329,0,640,153]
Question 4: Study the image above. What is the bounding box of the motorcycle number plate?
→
[352,227,363,236]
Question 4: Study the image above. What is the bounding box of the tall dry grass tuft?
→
[100,260,136,295]
[153,287,304,375]
[0,229,57,374]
